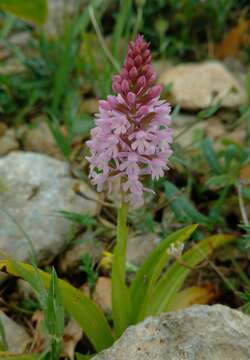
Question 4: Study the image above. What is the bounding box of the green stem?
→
[116,202,129,279]
[112,202,130,338]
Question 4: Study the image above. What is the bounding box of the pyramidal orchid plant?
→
[86,35,175,337]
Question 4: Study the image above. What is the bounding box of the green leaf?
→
[147,233,235,316]
[197,102,221,119]
[202,138,222,174]
[0,353,39,359]
[0,0,48,25]
[206,174,235,189]
[224,144,238,172]
[45,269,64,338]
[76,353,95,360]
[0,260,114,353]
[130,225,198,323]
[0,318,7,351]
[165,181,210,226]
[56,211,97,227]
[46,115,71,159]
[44,269,64,358]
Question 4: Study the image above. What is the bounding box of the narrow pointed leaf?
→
[0,353,39,359]
[0,260,114,352]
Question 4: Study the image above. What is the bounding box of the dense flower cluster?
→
[86,35,172,208]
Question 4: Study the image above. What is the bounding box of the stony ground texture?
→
[93,305,250,360]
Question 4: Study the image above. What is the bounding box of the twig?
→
[89,5,120,72]
[237,182,249,226]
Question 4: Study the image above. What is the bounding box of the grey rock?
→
[44,0,79,36]
[159,61,247,110]
[0,311,30,353]
[0,152,98,262]
[127,233,160,266]
[93,305,250,360]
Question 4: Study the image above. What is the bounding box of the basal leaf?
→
[147,233,235,316]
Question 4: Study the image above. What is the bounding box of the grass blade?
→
[112,0,132,61]
[202,138,222,174]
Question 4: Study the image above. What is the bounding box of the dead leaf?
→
[215,18,250,59]
[240,164,250,181]
[30,310,46,353]
[169,285,220,311]
[93,277,112,313]
[63,319,83,360]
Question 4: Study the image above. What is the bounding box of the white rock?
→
[159,61,247,110]
[0,152,98,262]
[0,311,30,353]
[93,305,250,360]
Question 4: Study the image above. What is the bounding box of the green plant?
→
[0,223,235,358]
[80,253,98,290]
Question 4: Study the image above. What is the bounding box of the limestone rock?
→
[0,311,30,353]
[159,61,247,110]
[93,305,250,360]
[22,121,63,159]
[0,152,98,262]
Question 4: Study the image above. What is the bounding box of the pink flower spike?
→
[127,92,136,104]
[99,100,111,111]
[86,34,172,208]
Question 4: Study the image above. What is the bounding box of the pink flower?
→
[86,35,172,208]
